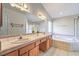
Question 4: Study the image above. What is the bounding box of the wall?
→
[75,17,79,38]
[53,15,79,41]
[53,16,74,36]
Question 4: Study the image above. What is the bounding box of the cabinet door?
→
[39,41,47,52]
[46,39,50,49]
[48,36,53,47]
[0,3,2,27]
[49,39,53,47]
[19,43,35,55]
[4,50,18,56]
[29,46,39,56]
[39,37,52,52]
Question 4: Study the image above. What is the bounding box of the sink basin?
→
[11,39,30,44]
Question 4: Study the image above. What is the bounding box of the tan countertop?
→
[0,33,51,55]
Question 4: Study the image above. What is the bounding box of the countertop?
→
[0,33,51,55]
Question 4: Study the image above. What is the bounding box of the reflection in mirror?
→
[0,3,28,37]
[0,3,45,37]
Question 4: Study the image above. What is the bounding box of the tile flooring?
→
[39,47,79,56]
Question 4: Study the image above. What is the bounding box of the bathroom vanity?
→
[0,33,53,56]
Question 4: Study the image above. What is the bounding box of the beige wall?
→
[53,16,75,36]
[53,15,79,40]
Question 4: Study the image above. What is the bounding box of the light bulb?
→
[20,8,24,11]
[10,3,30,12]
[24,4,28,9]
[10,4,15,7]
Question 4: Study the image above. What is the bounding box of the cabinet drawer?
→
[4,50,18,56]
[19,43,35,55]
[41,38,46,43]
[35,40,40,46]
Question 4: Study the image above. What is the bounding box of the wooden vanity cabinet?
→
[29,46,39,56]
[39,37,48,52]
[39,41,47,52]
[4,50,18,56]
[19,43,35,56]
[2,35,52,56]
[4,41,40,56]
[39,36,52,52]
[0,3,2,27]
[29,40,40,56]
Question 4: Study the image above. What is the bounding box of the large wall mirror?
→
[0,3,48,37]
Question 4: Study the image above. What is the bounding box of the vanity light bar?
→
[38,15,46,20]
[38,12,47,21]
[10,3,30,12]
[10,3,46,21]
[10,3,16,7]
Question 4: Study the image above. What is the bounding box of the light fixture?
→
[10,3,16,7]
[24,4,28,9]
[59,12,63,15]
[37,12,47,21]
[20,8,24,11]
[10,3,30,12]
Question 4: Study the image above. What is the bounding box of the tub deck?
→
[53,35,79,51]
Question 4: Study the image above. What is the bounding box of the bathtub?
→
[53,35,79,51]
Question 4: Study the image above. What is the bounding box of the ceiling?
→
[42,3,79,19]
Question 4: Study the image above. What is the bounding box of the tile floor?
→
[39,46,79,56]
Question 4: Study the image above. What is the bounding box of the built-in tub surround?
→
[0,33,52,56]
[53,35,79,51]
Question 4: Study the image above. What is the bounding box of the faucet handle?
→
[19,36,22,39]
